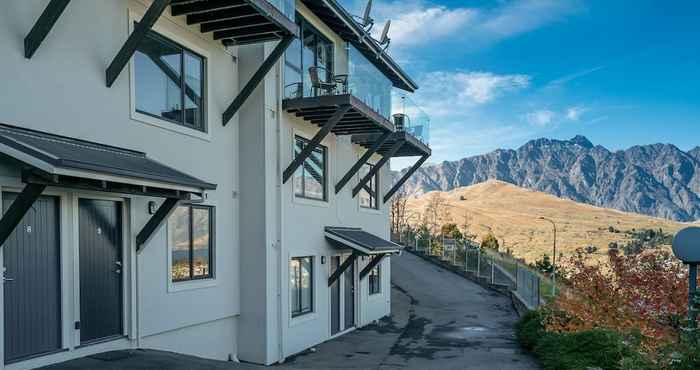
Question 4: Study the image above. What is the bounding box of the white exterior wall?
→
[0,1,241,368]
[237,2,393,364]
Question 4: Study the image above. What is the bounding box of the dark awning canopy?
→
[283,94,394,135]
[0,123,216,197]
[299,0,418,92]
[352,131,431,158]
[325,226,402,255]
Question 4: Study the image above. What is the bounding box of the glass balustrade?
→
[268,0,295,20]
[393,92,431,146]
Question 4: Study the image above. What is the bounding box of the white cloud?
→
[525,109,556,127]
[411,71,531,118]
[565,106,587,121]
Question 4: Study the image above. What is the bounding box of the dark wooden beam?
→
[200,16,269,33]
[360,254,385,280]
[24,0,71,59]
[172,0,245,17]
[282,105,351,183]
[352,138,405,197]
[136,198,180,252]
[106,0,171,87]
[328,253,357,287]
[335,131,391,194]
[222,33,294,126]
[383,153,430,203]
[187,6,258,25]
[0,183,46,248]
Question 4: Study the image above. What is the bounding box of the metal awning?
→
[325,227,402,255]
[299,0,418,92]
[283,94,394,135]
[0,123,217,251]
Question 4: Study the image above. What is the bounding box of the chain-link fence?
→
[393,232,544,309]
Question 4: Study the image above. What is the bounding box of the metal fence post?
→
[490,256,495,284]
[477,250,481,278]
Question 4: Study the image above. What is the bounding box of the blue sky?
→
[340,0,700,167]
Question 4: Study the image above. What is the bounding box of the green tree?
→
[535,254,554,273]
[481,232,500,251]
[441,223,463,241]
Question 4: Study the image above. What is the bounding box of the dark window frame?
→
[284,14,335,98]
[359,162,379,210]
[134,27,208,133]
[170,204,215,283]
[291,256,315,317]
[294,136,328,201]
[368,257,381,295]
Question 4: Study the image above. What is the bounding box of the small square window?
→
[169,205,214,282]
[290,256,314,317]
[294,136,327,201]
[135,30,206,132]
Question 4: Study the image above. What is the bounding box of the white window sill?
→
[168,278,218,293]
[293,195,331,208]
[290,312,318,327]
[131,112,212,142]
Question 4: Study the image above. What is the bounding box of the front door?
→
[343,256,355,329]
[330,256,341,335]
[78,199,123,344]
[3,193,62,363]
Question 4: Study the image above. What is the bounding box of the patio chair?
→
[309,66,338,96]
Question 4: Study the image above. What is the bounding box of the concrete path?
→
[39,252,539,370]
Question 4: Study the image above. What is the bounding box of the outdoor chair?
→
[309,66,347,96]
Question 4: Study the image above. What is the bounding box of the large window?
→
[135,29,206,132]
[359,163,378,209]
[368,258,381,295]
[284,15,334,98]
[290,257,314,317]
[169,205,214,282]
[294,136,327,201]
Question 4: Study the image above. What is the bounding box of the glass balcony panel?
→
[393,92,431,146]
[347,45,392,118]
[268,0,296,20]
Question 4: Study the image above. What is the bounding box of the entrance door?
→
[78,199,123,344]
[330,256,341,335]
[343,256,355,329]
[3,193,61,363]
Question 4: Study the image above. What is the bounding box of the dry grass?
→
[406,180,697,264]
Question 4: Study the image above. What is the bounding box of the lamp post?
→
[539,216,557,297]
[672,227,700,332]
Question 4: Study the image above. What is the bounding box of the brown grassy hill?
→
[405,180,697,264]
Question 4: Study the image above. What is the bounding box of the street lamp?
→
[672,227,700,331]
[539,216,557,297]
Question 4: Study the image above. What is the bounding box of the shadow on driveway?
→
[39,252,539,370]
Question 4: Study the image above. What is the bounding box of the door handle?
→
[2,277,14,283]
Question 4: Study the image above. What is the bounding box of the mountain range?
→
[400,136,700,222]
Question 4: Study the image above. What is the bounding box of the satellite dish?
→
[379,20,391,45]
[672,227,700,263]
[362,0,373,27]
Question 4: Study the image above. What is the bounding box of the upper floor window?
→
[169,204,214,282]
[290,256,314,317]
[135,30,206,132]
[359,163,378,209]
[284,15,334,98]
[294,136,327,201]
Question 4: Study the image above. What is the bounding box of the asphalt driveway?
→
[39,252,539,370]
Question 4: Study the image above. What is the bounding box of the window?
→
[294,136,327,201]
[359,163,378,209]
[135,29,206,132]
[169,205,214,282]
[368,257,381,295]
[284,15,334,98]
[290,257,314,317]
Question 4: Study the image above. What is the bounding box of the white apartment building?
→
[0,0,431,368]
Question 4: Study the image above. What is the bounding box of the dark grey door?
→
[3,193,61,364]
[79,199,123,344]
[330,256,341,335]
[343,256,355,329]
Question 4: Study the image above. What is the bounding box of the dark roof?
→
[0,123,216,192]
[170,0,299,46]
[325,227,402,255]
[299,0,418,92]
[352,131,431,157]
[283,94,394,135]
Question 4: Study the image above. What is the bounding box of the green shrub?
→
[533,329,652,370]
[515,310,545,351]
